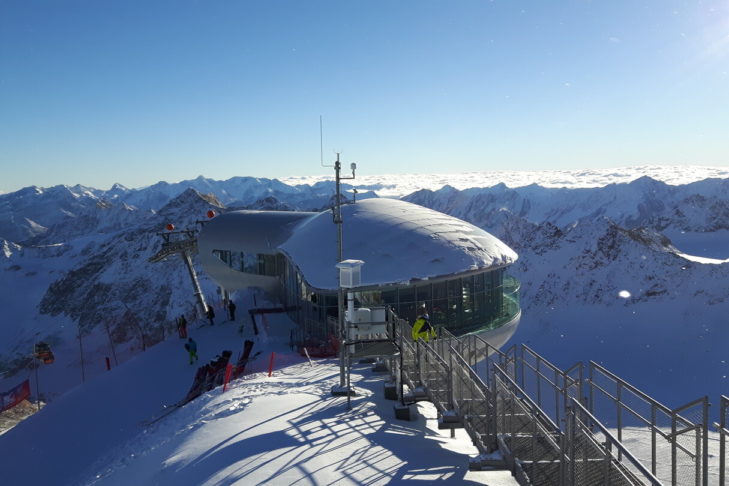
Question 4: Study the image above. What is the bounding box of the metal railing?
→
[565,397,663,486]
[387,315,722,486]
[586,362,709,486]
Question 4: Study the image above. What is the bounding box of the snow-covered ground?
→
[0,299,518,486]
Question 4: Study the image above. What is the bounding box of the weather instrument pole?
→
[320,119,357,392]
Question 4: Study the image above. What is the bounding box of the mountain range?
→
[1,168,728,418]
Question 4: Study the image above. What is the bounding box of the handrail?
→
[386,313,713,485]
[493,364,562,433]
[568,397,664,486]
[589,361,675,417]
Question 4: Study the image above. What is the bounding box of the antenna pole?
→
[320,115,324,167]
[335,154,345,388]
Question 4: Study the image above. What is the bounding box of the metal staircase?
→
[379,318,721,486]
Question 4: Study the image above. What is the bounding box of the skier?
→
[206,305,215,326]
[184,337,199,364]
[177,315,188,338]
[228,300,237,321]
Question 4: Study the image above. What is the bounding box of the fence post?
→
[268,352,275,377]
[222,363,233,392]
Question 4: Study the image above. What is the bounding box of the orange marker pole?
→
[268,352,275,377]
[223,363,233,392]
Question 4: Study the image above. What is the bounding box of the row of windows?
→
[283,259,519,337]
[212,249,520,338]
[212,250,284,277]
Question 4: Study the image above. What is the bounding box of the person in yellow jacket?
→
[411,312,436,342]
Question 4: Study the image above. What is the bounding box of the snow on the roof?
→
[281,198,517,290]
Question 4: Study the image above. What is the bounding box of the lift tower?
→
[149,228,208,317]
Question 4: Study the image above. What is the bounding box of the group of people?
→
[179,299,239,363]
[205,300,236,326]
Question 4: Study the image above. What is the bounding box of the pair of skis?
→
[142,340,259,427]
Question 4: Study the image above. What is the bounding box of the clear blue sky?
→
[1,0,727,192]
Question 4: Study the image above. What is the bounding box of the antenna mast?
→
[319,117,358,395]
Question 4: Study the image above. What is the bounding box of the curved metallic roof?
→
[198,198,517,292]
[198,210,315,256]
[280,198,517,290]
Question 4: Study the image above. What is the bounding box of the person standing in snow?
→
[184,337,198,365]
[228,300,237,321]
[411,304,436,343]
[177,315,188,338]
[206,305,215,326]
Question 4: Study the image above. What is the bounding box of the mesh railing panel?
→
[570,414,647,486]
[418,344,451,412]
[450,349,495,453]
[495,371,563,486]
[588,363,707,486]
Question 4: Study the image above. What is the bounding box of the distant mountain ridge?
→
[1,169,728,410]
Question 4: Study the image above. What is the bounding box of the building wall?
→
[209,248,520,339]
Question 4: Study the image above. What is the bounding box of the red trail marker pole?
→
[223,363,233,392]
[268,352,275,377]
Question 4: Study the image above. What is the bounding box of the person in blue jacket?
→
[184,337,199,364]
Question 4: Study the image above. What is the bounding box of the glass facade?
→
[212,250,285,277]
[211,249,520,339]
[281,258,520,338]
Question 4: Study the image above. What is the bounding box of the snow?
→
[0,298,517,486]
[2,167,729,484]
[280,198,517,290]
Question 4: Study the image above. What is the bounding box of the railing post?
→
[702,396,709,486]
[617,381,623,462]
[568,405,576,486]
[672,410,678,486]
[603,439,611,486]
[720,396,726,486]
[448,344,454,412]
[651,404,657,477]
[587,363,595,415]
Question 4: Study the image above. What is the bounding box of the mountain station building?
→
[198,198,521,348]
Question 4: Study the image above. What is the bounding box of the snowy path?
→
[82,360,517,485]
[0,312,518,486]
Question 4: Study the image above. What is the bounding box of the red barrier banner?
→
[0,379,31,413]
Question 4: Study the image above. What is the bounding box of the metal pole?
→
[181,251,207,318]
[79,331,86,383]
[720,397,726,486]
[335,155,346,389]
[672,410,677,486]
[34,359,40,412]
[702,397,709,486]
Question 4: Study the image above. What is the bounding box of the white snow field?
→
[0,307,517,486]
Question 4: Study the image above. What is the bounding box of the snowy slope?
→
[0,302,517,486]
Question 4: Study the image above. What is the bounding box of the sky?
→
[1,0,728,193]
